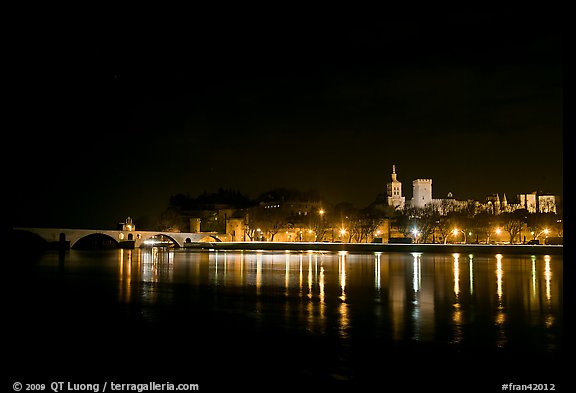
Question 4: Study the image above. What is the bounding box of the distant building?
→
[255,199,322,242]
[384,165,558,216]
[260,200,321,218]
[411,178,433,209]
[537,194,557,213]
[485,193,501,215]
[386,167,434,210]
[226,217,246,241]
[518,192,557,213]
[117,217,135,231]
[518,192,537,213]
[475,192,558,215]
[386,164,405,210]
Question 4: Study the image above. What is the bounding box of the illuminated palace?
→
[385,165,558,215]
[167,166,560,244]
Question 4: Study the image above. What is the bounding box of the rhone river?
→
[8,248,563,391]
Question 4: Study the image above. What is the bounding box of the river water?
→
[7,248,563,391]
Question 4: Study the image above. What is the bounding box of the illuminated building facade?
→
[386,165,405,210]
[386,166,558,216]
[411,179,433,209]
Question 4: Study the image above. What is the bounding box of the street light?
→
[535,228,550,240]
[451,228,467,244]
[411,228,420,243]
[317,209,325,242]
[493,228,502,244]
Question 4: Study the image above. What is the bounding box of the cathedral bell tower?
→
[387,165,405,210]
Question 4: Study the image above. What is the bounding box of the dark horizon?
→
[11,15,563,229]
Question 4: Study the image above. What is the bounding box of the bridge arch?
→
[202,235,222,242]
[140,233,181,247]
[12,229,48,248]
[71,233,119,249]
[13,227,226,249]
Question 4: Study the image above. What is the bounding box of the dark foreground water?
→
[7,249,564,391]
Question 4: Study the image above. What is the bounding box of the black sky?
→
[11,14,564,229]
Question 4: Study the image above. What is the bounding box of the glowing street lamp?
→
[315,210,326,242]
[411,228,420,243]
[535,228,550,240]
[486,227,502,244]
[493,228,502,244]
[451,228,467,244]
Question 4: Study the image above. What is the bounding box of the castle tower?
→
[412,179,432,209]
[386,164,405,210]
[501,193,508,212]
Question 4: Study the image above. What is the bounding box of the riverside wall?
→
[184,241,563,255]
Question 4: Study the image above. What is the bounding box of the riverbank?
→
[184,241,563,255]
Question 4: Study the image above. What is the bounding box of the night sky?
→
[11,15,563,229]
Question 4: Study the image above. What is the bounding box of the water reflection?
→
[256,251,262,293]
[319,261,326,334]
[531,255,537,299]
[374,252,381,294]
[544,255,555,331]
[453,253,460,297]
[545,255,552,303]
[452,253,462,344]
[469,254,474,295]
[118,249,132,303]
[494,254,506,347]
[410,252,422,340]
[496,253,503,301]
[284,252,289,294]
[338,251,349,339]
[97,249,563,351]
[412,252,421,294]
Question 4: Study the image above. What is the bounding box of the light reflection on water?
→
[43,248,563,352]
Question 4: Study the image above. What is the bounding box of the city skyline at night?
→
[11,15,563,230]
[6,11,567,393]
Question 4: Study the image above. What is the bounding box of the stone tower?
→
[386,164,405,210]
[412,179,433,209]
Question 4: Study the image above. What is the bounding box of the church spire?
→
[387,163,405,210]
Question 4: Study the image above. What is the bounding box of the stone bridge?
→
[13,227,225,249]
